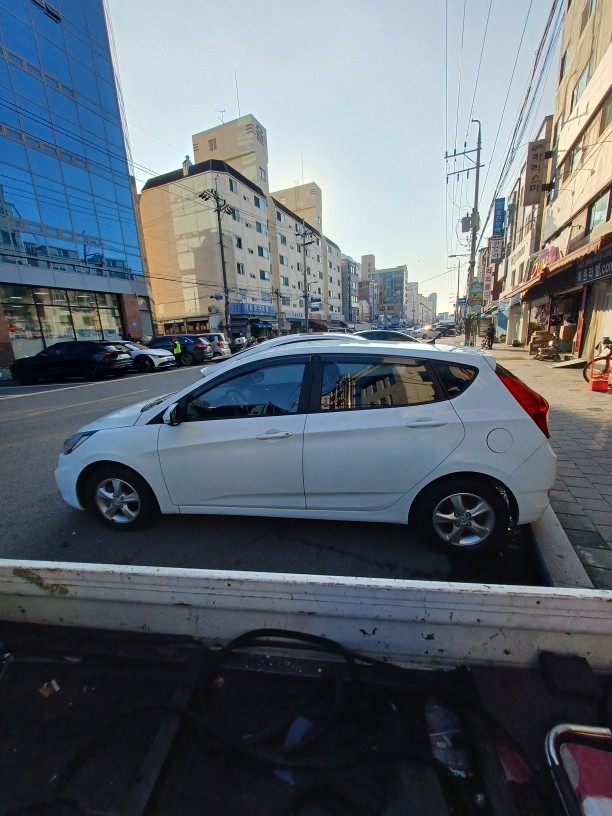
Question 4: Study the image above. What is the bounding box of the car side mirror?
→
[163,402,183,426]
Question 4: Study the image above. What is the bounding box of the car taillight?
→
[496,368,550,437]
[194,341,205,348]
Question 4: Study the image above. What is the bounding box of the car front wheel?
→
[413,477,510,554]
[85,465,159,530]
[135,355,155,373]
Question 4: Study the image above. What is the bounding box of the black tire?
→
[85,465,159,531]
[412,477,510,555]
[180,351,194,366]
[135,355,155,373]
[85,365,103,381]
[14,370,38,385]
[582,356,609,383]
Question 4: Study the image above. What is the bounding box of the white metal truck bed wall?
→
[1,559,611,669]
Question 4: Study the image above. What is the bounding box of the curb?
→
[530,506,594,589]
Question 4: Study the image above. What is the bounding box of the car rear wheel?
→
[85,465,159,530]
[14,371,38,385]
[413,477,510,554]
[135,355,155,373]
[180,351,194,366]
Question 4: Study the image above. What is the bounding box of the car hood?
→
[76,393,175,431]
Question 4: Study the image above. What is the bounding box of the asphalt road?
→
[0,361,544,586]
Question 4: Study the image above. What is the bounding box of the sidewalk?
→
[489,343,612,590]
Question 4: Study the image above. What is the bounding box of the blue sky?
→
[106,0,560,313]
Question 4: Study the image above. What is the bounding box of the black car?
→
[146,334,214,366]
[354,329,433,344]
[9,341,133,385]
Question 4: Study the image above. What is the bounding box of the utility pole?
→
[296,222,315,332]
[445,120,483,310]
[199,181,234,338]
[455,260,461,327]
[274,287,282,335]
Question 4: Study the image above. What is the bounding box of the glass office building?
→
[0,0,151,367]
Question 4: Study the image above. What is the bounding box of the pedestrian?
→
[172,337,182,356]
[486,322,495,349]
[464,317,472,346]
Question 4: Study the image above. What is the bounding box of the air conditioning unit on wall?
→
[208,306,220,314]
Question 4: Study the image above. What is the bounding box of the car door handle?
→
[256,431,293,439]
[405,419,448,428]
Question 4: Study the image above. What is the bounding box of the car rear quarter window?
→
[430,361,478,397]
[318,357,438,411]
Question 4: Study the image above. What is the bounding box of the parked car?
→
[203,332,232,358]
[55,340,556,555]
[114,341,177,373]
[10,341,133,385]
[145,335,214,366]
[354,329,432,344]
[419,325,442,341]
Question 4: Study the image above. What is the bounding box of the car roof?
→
[199,336,496,378]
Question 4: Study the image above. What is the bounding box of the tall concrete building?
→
[141,117,351,337]
[370,265,410,326]
[0,0,151,368]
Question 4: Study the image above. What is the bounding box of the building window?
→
[278,233,287,245]
[559,48,569,81]
[296,262,301,271]
[587,189,610,233]
[600,91,612,134]
[229,179,238,194]
[208,138,217,151]
[580,0,596,33]
[277,211,286,224]
[571,62,589,111]
[281,275,289,286]
[259,166,266,181]
[279,255,288,266]
[259,269,270,281]
[257,246,269,259]
[256,221,268,235]
[281,295,290,305]
[254,195,266,210]
[234,236,242,249]
[232,209,240,222]
[237,262,245,275]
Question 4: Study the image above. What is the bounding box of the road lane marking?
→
[23,390,148,416]
[0,381,147,401]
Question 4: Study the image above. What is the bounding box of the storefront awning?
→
[250,320,274,329]
[546,233,611,276]
[309,319,334,330]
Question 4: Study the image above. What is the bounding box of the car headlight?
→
[62,431,97,455]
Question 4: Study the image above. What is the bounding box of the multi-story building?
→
[0,0,151,368]
[340,254,360,326]
[370,265,410,326]
[141,115,351,338]
[140,156,276,337]
[499,1,611,355]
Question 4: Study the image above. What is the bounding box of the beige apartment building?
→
[499,0,611,355]
[140,115,351,337]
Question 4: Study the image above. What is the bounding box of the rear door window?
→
[316,356,439,411]
[430,361,478,398]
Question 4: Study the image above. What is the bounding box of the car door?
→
[157,359,309,509]
[302,354,465,511]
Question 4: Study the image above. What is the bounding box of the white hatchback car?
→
[55,340,556,554]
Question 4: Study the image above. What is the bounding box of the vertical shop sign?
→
[523,139,548,206]
[493,198,505,236]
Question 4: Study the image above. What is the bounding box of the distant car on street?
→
[145,335,214,366]
[55,338,556,557]
[10,340,132,385]
[203,332,232,358]
[114,341,177,374]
